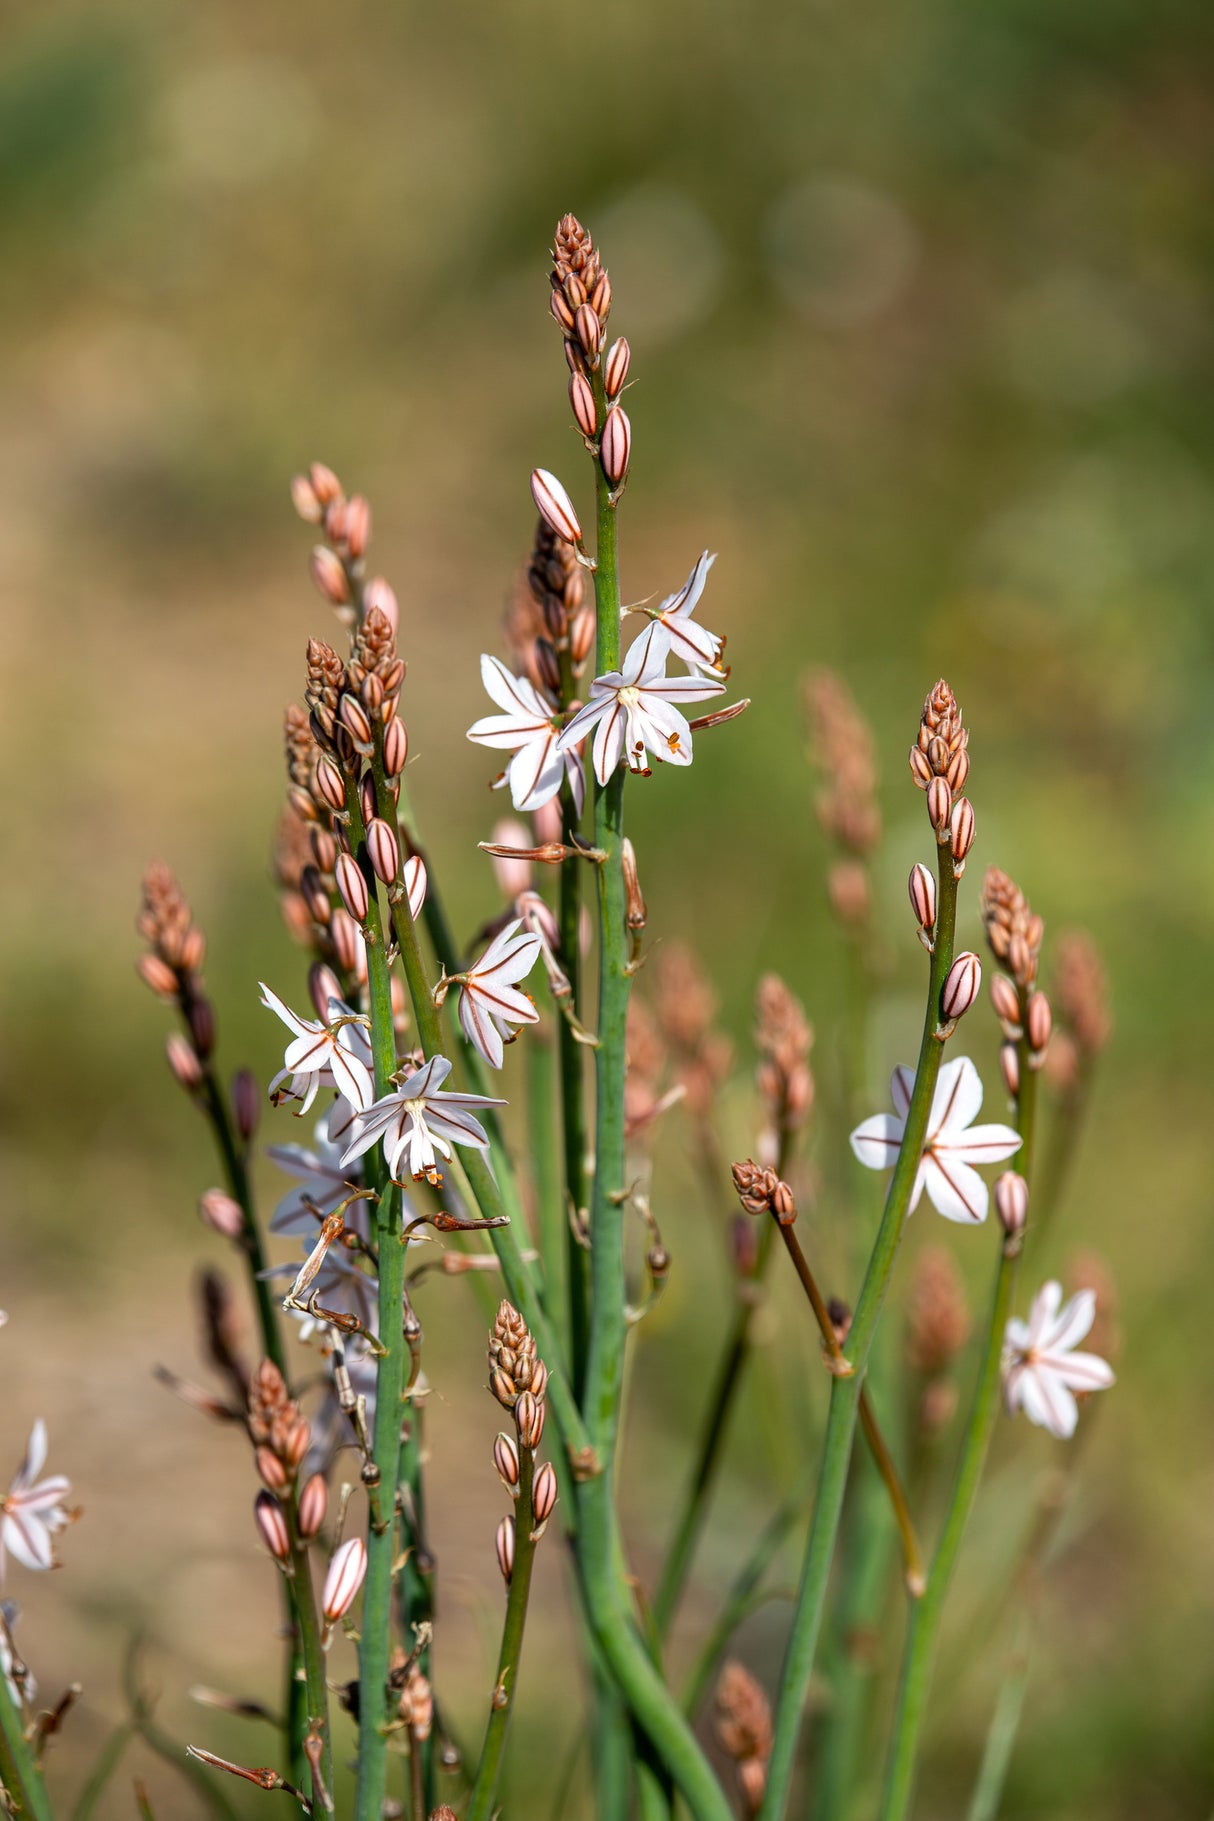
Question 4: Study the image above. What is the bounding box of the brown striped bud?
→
[309,963,343,1020]
[530,469,582,546]
[356,771,375,830]
[570,606,595,664]
[256,1446,289,1494]
[291,474,323,523]
[908,745,932,788]
[314,754,346,813]
[490,1368,515,1409]
[254,1491,290,1563]
[532,1461,558,1529]
[949,797,975,865]
[1025,991,1052,1055]
[309,462,342,505]
[166,1033,203,1091]
[621,838,647,932]
[603,337,630,399]
[569,371,597,439]
[534,637,562,696]
[310,546,349,606]
[344,495,371,560]
[528,1359,548,1402]
[549,286,576,332]
[941,951,982,1022]
[282,1419,312,1469]
[574,302,602,360]
[138,954,179,999]
[495,1516,515,1584]
[297,1473,327,1539]
[515,1390,544,1452]
[339,693,373,749]
[1000,1040,1020,1098]
[908,862,936,931]
[367,818,399,885]
[927,776,952,836]
[335,852,369,924]
[301,864,329,918]
[990,975,1020,1028]
[994,1171,1028,1240]
[199,1188,244,1240]
[493,1433,520,1493]
[946,747,970,793]
[321,1537,367,1621]
[383,716,408,776]
[181,926,207,972]
[232,1069,260,1143]
[600,406,631,487]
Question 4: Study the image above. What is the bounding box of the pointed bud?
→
[574,302,602,360]
[927,776,952,836]
[297,1473,327,1539]
[291,474,323,523]
[364,575,398,633]
[254,1492,290,1563]
[908,862,936,931]
[330,907,364,975]
[493,1433,520,1493]
[990,975,1021,1028]
[603,338,630,399]
[600,407,631,488]
[621,838,647,932]
[199,1189,244,1240]
[231,1069,260,1144]
[357,772,376,830]
[530,470,582,546]
[532,1461,558,1529]
[310,547,349,606]
[367,818,400,886]
[256,1447,289,1494]
[994,1171,1028,1240]
[941,951,982,1022]
[570,606,595,664]
[383,716,408,777]
[515,1390,545,1452]
[309,962,343,1021]
[335,852,370,924]
[1025,991,1052,1055]
[909,745,933,788]
[949,797,975,866]
[569,371,597,439]
[495,1516,515,1584]
[314,754,347,814]
[1000,1040,1020,1098]
[138,954,179,999]
[946,747,970,794]
[344,495,371,560]
[321,1537,367,1622]
[166,1033,203,1091]
[309,462,342,505]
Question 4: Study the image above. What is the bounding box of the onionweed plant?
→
[1,215,1117,1821]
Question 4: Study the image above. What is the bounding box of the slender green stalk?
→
[557,781,590,1396]
[528,1027,566,1348]
[682,1482,807,1718]
[287,1516,333,1807]
[0,1668,52,1821]
[877,1040,1039,1821]
[760,854,960,1821]
[966,1617,1032,1821]
[71,1721,136,1821]
[466,1454,540,1821]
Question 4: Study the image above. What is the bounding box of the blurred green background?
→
[3,0,1213,1814]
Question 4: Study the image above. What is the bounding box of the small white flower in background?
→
[2,1423,72,1577]
[555,623,726,786]
[341,1055,505,1185]
[266,1104,361,1236]
[642,551,725,678]
[849,1056,1021,1224]
[260,985,373,1115]
[467,656,585,816]
[1003,1281,1115,1438]
[456,919,542,1070]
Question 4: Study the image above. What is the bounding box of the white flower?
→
[554,623,726,786]
[457,920,542,1069]
[402,855,427,923]
[260,985,374,1115]
[2,1423,72,1577]
[467,656,585,816]
[849,1056,1021,1224]
[341,1055,505,1185]
[266,1104,361,1237]
[0,1603,32,1707]
[644,551,725,678]
[1003,1281,1115,1438]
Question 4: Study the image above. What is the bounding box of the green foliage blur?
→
[3,0,1213,1814]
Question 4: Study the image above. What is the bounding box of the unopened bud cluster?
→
[137,864,231,1102]
[754,974,814,1157]
[981,868,1051,1081]
[805,669,882,927]
[291,462,398,637]
[651,946,732,1120]
[909,680,973,868]
[248,1360,312,1501]
[487,1304,557,1580]
[731,1159,796,1225]
[549,213,632,496]
[714,1660,773,1819]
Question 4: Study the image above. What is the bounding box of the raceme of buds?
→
[950,797,975,867]
[569,370,597,438]
[335,852,370,924]
[909,862,936,932]
[600,406,631,487]
[322,1537,367,1623]
[941,951,982,1023]
[910,679,968,790]
[754,974,814,1140]
[367,818,400,886]
[297,1473,327,1539]
[254,1492,290,1564]
[532,1461,558,1529]
[731,1160,794,1222]
[530,469,582,547]
[995,1170,1029,1240]
[199,1189,243,1239]
[494,1433,520,1493]
[495,1515,515,1584]
[1053,930,1112,1058]
[603,337,630,398]
[981,867,1043,992]
[488,1303,544,1409]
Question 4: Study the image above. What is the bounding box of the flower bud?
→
[356,773,375,832]
[291,474,323,523]
[367,818,400,886]
[231,1068,260,1144]
[574,302,602,360]
[310,546,349,606]
[1025,991,1052,1055]
[339,693,373,749]
[321,1537,367,1622]
[990,975,1021,1028]
[908,862,936,931]
[1000,1040,1020,1098]
[493,1433,520,1493]
[138,954,178,999]
[308,962,343,1022]
[941,951,982,1022]
[532,1461,558,1529]
[495,1515,515,1584]
[199,1188,244,1239]
[600,406,631,488]
[187,996,215,1059]
[379,719,408,782]
[314,754,346,814]
[309,462,342,505]
[945,747,970,794]
[994,1171,1028,1240]
[549,286,576,333]
[909,744,933,788]
[344,495,371,560]
[330,908,364,975]
[254,1491,290,1562]
[335,852,369,924]
[515,1390,545,1452]
[297,1473,327,1539]
[949,797,975,866]
[621,837,647,932]
[283,1418,312,1470]
[603,337,630,399]
[311,822,338,869]
[569,371,597,439]
[530,469,582,546]
[256,1446,289,1494]
[166,1033,203,1091]
[927,776,952,836]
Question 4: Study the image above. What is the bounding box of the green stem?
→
[877,1038,1039,1821]
[681,1481,807,1719]
[760,849,961,1821]
[557,788,590,1396]
[287,1515,333,1808]
[966,1616,1032,1821]
[466,1453,540,1821]
[0,1670,52,1821]
[528,1025,566,1350]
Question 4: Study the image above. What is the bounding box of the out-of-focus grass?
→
[3,0,1214,1814]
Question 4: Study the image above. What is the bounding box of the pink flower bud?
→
[231,1068,260,1143]
[166,1033,202,1091]
[363,576,398,633]
[256,1446,289,1494]
[927,776,952,836]
[322,1537,367,1621]
[331,908,365,976]
[990,975,1021,1028]
[946,746,970,793]
[493,1433,520,1492]
[344,495,371,560]
[574,302,602,359]
[383,716,408,776]
[908,745,933,788]
[314,754,347,814]
[908,862,936,931]
[949,797,975,865]
[515,1390,545,1452]
[339,693,373,748]
[310,546,349,606]
[603,337,630,399]
[600,406,631,488]
[291,474,323,523]
[309,462,342,505]
[495,1515,515,1584]
[530,469,582,546]
[1000,1040,1020,1098]
[199,1188,244,1239]
[994,1171,1028,1239]
[532,1461,558,1528]
[367,817,400,886]
[138,954,179,999]
[336,852,369,924]
[941,951,982,1022]
[297,1473,327,1540]
[309,962,343,1021]
[549,286,576,332]
[254,1491,290,1563]
[188,996,215,1059]
[569,371,597,439]
[1025,991,1052,1055]
[358,771,376,828]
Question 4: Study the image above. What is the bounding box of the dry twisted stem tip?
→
[714,1660,773,1818]
[754,973,814,1151]
[396,1665,433,1742]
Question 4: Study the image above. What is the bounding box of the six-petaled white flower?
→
[849,1056,1021,1224]
[467,657,585,816]
[341,1055,505,1185]
[456,919,542,1069]
[554,623,726,786]
[260,985,374,1115]
[1002,1281,1115,1438]
[2,1423,72,1578]
[643,551,725,678]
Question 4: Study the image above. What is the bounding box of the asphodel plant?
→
[1,216,1116,1821]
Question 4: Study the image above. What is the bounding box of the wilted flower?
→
[850,1057,1021,1224]
[456,920,543,1070]
[260,985,373,1115]
[467,656,585,816]
[341,1056,505,1185]
[1003,1281,1115,1438]
[554,623,726,785]
[2,1423,72,1577]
